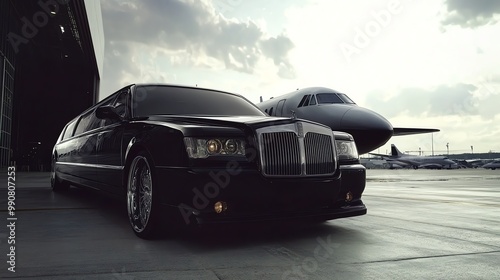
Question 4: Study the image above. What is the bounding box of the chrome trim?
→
[340,164,366,170]
[56,162,124,170]
[305,132,335,175]
[261,132,301,176]
[124,137,137,161]
[256,122,337,177]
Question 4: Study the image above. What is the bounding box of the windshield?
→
[316,93,344,104]
[316,93,356,104]
[338,93,356,104]
[133,85,266,117]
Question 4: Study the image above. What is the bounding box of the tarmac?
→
[1,169,499,279]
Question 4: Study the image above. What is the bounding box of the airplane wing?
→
[393,127,440,136]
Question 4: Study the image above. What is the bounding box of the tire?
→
[126,151,160,239]
[51,157,69,192]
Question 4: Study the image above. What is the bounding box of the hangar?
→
[0,0,104,170]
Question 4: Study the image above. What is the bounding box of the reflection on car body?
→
[51,84,366,238]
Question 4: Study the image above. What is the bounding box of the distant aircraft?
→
[369,144,458,169]
[466,159,487,168]
[257,87,439,154]
[482,160,500,170]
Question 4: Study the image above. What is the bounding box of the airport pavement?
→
[1,169,499,279]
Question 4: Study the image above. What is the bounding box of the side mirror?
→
[96,105,122,120]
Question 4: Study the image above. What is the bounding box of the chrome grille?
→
[258,122,336,177]
[305,132,335,175]
[261,132,301,176]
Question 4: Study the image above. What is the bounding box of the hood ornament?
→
[290,110,296,120]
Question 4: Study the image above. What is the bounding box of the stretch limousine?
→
[51,84,367,238]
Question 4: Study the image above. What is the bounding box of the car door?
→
[54,117,79,178]
[66,107,102,184]
[95,89,130,192]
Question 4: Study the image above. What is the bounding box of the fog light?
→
[345,191,353,202]
[214,201,227,214]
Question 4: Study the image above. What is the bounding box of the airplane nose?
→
[340,107,394,154]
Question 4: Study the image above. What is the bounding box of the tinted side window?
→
[114,90,130,118]
[62,119,77,140]
[56,127,66,142]
[74,109,101,135]
[103,90,129,126]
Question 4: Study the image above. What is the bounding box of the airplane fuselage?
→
[386,156,457,169]
[257,87,394,154]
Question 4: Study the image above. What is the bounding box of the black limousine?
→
[52,84,366,238]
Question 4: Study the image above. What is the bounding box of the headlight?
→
[335,140,359,161]
[207,139,222,155]
[184,137,246,159]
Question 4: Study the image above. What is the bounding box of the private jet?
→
[370,144,458,169]
[257,87,439,154]
[482,160,500,170]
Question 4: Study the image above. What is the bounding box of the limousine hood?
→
[142,115,330,130]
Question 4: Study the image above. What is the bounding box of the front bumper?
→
[155,165,366,225]
[339,163,366,203]
[191,200,366,225]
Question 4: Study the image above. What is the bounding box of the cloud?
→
[365,83,483,118]
[475,80,500,119]
[260,35,296,79]
[101,0,295,77]
[442,0,500,28]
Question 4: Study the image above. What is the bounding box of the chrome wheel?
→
[127,155,154,235]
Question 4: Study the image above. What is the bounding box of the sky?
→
[99,0,500,155]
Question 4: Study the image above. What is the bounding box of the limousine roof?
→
[129,83,244,97]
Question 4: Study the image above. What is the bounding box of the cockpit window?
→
[338,93,356,104]
[309,95,317,105]
[300,93,353,106]
[297,95,309,107]
[303,95,311,106]
[316,93,344,104]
